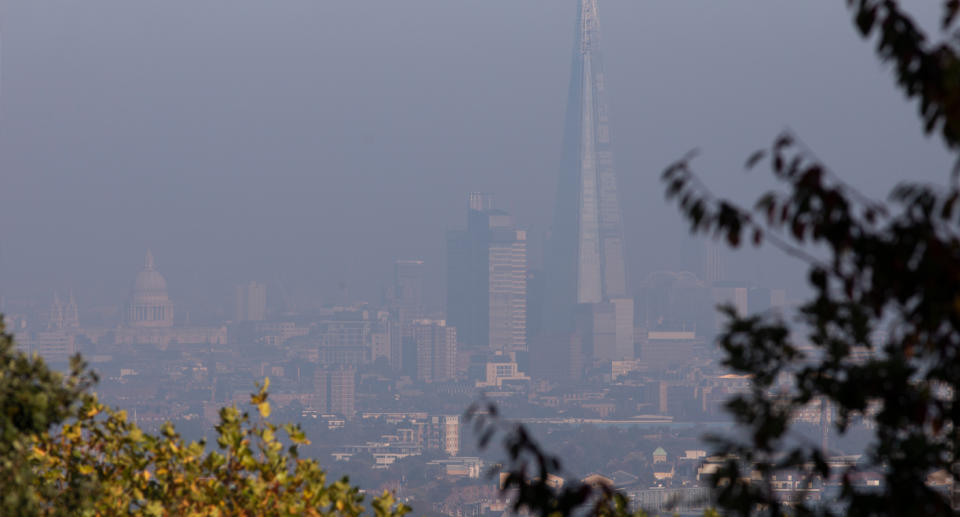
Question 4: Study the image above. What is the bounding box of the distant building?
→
[235,281,267,322]
[446,193,527,352]
[314,309,391,366]
[22,330,76,363]
[428,415,460,456]
[391,260,424,326]
[542,0,630,359]
[125,251,174,328]
[653,446,668,463]
[411,319,457,383]
[114,251,226,346]
[389,260,424,372]
[475,353,530,388]
[314,366,356,418]
[575,299,634,363]
[254,321,310,346]
[639,331,697,370]
[489,228,527,353]
[44,292,79,331]
[637,271,709,334]
[529,332,584,382]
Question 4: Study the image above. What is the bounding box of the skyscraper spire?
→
[545,0,628,332]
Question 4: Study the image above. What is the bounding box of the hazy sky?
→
[0,1,953,319]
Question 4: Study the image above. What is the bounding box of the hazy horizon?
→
[1,0,952,320]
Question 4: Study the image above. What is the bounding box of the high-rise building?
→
[446,194,527,352]
[235,281,267,322]
[314,366,356,418]
[387,260,425,372]
[488,229,527,352]
[411,319,457,383]
[543,0,632,357]
[391,260,424,325]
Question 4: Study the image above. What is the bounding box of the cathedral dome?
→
[132,251,169,299]
[126,250,174,328]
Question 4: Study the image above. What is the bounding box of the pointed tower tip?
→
[145,250,155,270]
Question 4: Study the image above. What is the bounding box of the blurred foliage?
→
[0,319,410,516]
[657,1,960,515]
[474,1,960,515]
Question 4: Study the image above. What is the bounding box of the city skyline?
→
[1,1,945,512]
[1,0,944,314]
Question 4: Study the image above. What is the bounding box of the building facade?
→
[115,251,226,346]
[314,366,356,418]
[411,319,457,383]
[235,281,267,322]
[542,0,633,361]
[126,251,175,328]
[446,194,527,352]
[391,260,424,326]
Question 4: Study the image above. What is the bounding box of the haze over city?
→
[1,0,950,317]
[1,1,958,514]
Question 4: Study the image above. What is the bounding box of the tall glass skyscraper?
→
[544,0,632,361]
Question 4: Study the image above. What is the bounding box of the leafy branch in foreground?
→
[663,128,960,516]
[652,1,960,511]
[466,400,705,517]
[0,318,410,516]
[482,1,960,513]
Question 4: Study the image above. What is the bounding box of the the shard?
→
[545,0,629,337]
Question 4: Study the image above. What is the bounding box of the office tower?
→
[446,194,527,352]
[544,0,629,331]
[411,319,457,383]
[235,281,267,322]
[392,260,424,325]
[488,229,527,352]
[126,250,175,328]
[314,366,356,418]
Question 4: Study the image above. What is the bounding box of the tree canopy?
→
[0,320,410,517]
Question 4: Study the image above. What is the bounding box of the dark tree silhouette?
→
[474,1,960,515]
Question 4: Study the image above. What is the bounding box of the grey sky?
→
[0,0,952,318]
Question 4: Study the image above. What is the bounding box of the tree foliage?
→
[476,1,960,515]
[0,319,410,517]
[656,1,960,515]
